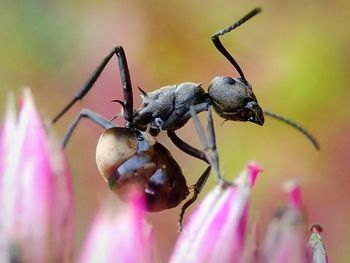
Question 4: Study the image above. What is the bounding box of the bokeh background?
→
[1,0,349,261]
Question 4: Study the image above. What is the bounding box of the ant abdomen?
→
[95,127,189,212]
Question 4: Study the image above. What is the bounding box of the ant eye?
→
[243,98,256,107]
[223,76,236,85]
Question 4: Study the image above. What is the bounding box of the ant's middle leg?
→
[167,131,208,163]
[169,105,229,229]
[167,131,213,230]
[177,165,211,231]
[167,130,213,193]
[52,46,134,125]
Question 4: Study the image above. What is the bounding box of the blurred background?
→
[1,0,349,261]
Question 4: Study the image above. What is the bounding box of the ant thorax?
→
[133,82,206,131]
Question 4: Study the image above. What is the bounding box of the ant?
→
[52,8,319,228]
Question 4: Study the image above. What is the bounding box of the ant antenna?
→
[211,7,262,84]
[264,110,320,150]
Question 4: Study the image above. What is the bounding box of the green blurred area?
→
[1,0,350,261]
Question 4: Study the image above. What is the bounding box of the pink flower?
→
[170,162,263,263]
[0,91,328,263]
[79,190,153,263]
[261,181,309,263]
[0,90,73,263]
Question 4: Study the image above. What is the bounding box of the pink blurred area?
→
[1,1,349,261]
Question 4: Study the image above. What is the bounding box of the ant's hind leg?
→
[52,46,134,125]
[62,108,115,148]
[52,49,116,123]
[114,46,134,126]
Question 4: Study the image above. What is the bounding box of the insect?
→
[53,8,319,228]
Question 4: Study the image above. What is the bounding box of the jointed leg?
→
[115,46,134,126]
[62,108,115,148]
[168,130,215,230]
[190,106,224,182]
[176,105,228,229]
[167,131,208,163]
[168,105,227,229]
[160,95,211,131]
[178,166,211,231]
[52,46,134,126]
[178,106,232,229]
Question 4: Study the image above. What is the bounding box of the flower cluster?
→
[0,90,73,262]
[0,91,327,262]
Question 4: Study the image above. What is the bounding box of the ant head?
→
[208,76,264,126]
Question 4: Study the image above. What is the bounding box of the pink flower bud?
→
[79,190,154,263]
[0,90,74,262]
[170,162,262,263]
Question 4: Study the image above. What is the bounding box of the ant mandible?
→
[52,8,319,228]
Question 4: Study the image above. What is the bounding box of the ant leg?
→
[190,106,225,182]
[52,46,134,125]
[167,131,208,163]
[177,166,211,231]
[53,49,115,123]
[175,106,229,230]
[168,130,214,230]
[114,46,134,126]
[164,101,211,130]
[167,104,223,232]
[168,131,212,230]
[168,128,215,230]
[62,108,115,148]
[160,95,211,131]
[211,8,261,83]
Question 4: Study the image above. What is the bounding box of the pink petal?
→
[0,94,16,191]
[284,180,303,211]
[247,161,263,188]
[79,190,153,263]
[0,95,17,262]
[49,139,75,262]
[242,219,260,263]
[0,90,74,262]
[170,162,262,263]
[262,182,309,263]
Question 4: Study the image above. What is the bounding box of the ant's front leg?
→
[190,106,225,183]
[160,100,211,131]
